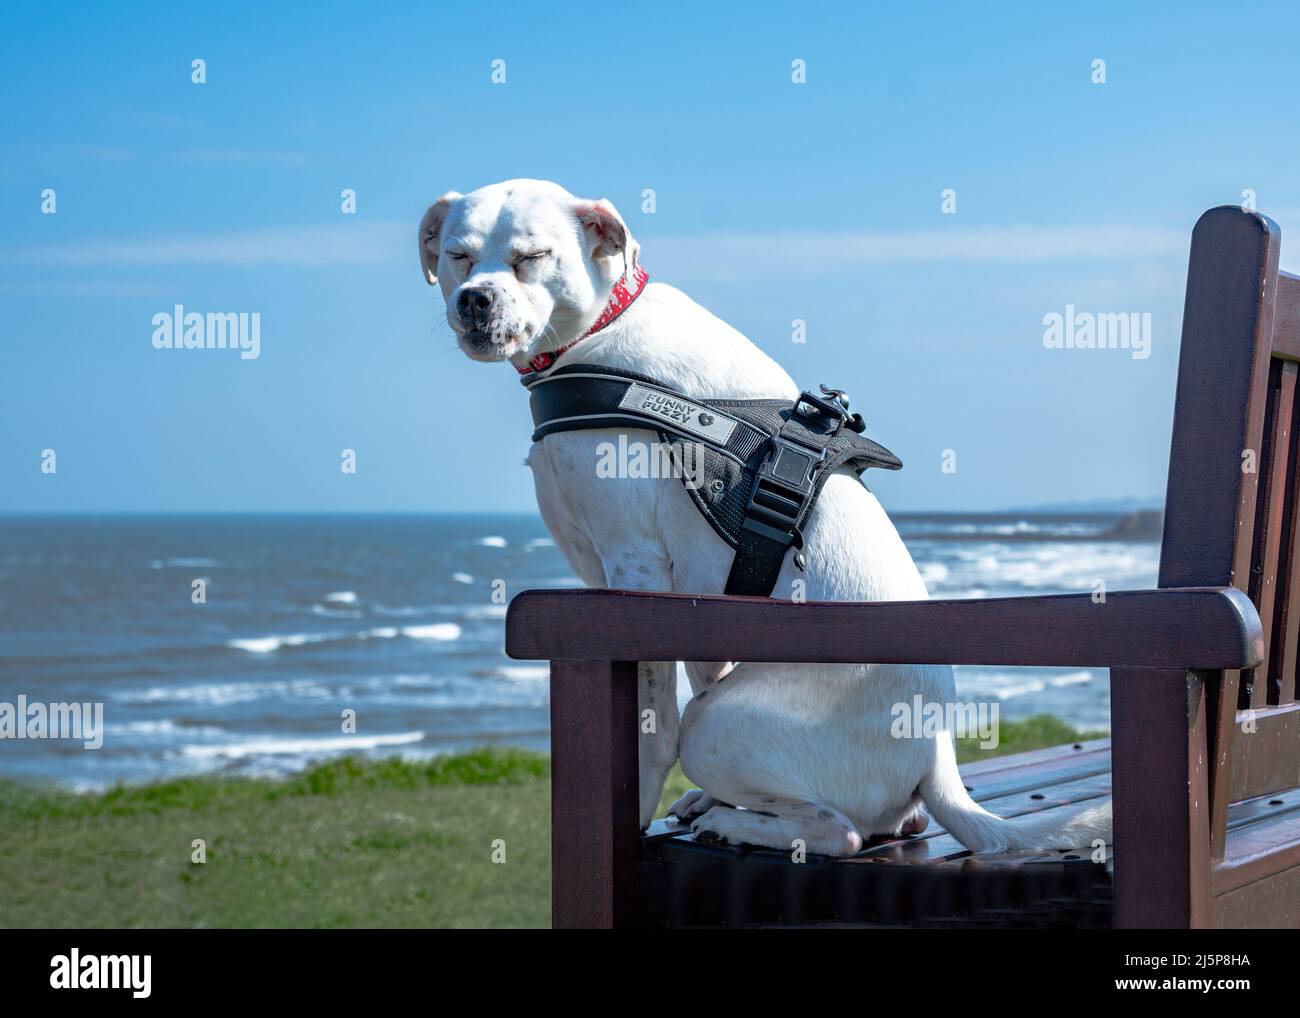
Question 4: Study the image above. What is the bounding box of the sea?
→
[0,512,1160,790]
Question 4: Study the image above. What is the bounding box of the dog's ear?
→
[575,198,640,285]
[418,192,461,285]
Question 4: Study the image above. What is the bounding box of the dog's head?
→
[418,179,639,364]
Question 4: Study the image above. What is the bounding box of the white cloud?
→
[0,280,164,297]
[19,143,309,167]
[5,222,407,267]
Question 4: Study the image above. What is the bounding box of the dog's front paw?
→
[691,806,754,842]
[668,788,719,822]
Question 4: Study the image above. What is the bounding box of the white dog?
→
[420,179,1112,856]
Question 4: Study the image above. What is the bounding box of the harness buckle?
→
[794,388,852,435]
[741,434,826,545]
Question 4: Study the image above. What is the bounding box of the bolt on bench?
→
[506,206,1300,928]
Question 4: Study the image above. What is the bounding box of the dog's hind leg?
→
[691,799,864,857]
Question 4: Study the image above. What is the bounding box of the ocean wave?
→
[373,603,439,617]
[180,730,424,760]
[474,536,507,548]
[112,719,227,737]
[462,604,508,620]
[451,572,474,584]
[229,633,331,653]
[324,591,359,604]
[310,604,363,619]
[119,678,333,706]
[918,561,950,584]
[227,623,461,654]
[401,623,462,641]
[491,665,549,682]
[924,542,1159,599]
[389,673,442,687]
[956,668,1097,701]
[150,557,220,569]
[372,602,506,621]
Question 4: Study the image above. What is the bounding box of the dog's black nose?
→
[457,287,493,323]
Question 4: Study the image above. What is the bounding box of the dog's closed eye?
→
[512,250,551,278]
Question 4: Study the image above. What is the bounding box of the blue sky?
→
[3,0,1299,512]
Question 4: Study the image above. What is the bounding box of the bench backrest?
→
[1160,205,1300,857]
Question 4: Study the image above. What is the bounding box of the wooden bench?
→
[505,205,1300,928]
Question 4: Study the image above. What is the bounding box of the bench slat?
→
[1250,359,1297,707]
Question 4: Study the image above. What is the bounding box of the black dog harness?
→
[523,364,902,597]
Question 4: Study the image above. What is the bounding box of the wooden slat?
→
[960,748,1111,796]
[1210,670,1242,860]
[1249,359,1297,708]
[956,737,1109,779]
[1229,702,1300,801]
[1158,206,1282,592]
[1271,376,1300,704]
[1225,785,1300,832]
[549,659,640,928]
[506,587,1262,669]
[1214,806,1300,896]
[1214,865,1300,928]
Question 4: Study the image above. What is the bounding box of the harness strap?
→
[724,408,838,597]
[527,369,773,459]
[524,364,902,598]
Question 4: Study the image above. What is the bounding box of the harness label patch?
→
[618,383,737,444]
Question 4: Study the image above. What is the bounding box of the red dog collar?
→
[515,264,649,375]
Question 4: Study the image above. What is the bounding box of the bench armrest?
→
[505,586,1262,670]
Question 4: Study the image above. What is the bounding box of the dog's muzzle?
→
[457,287,496,333]
[454,286,525,357]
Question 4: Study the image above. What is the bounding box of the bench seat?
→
[638,739,1116,927]
[637,739,1300,927]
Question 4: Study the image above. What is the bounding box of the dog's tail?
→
[918,732,1111,853]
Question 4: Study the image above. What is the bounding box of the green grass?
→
[0,718,1106,928]
[954,713,1106,761]
[0,748,552,929]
